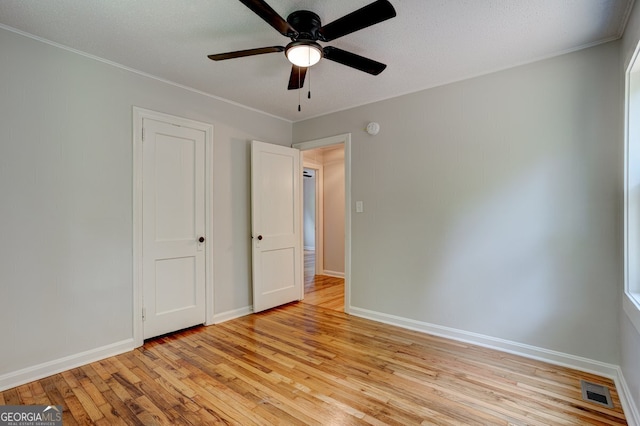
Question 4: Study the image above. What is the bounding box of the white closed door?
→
[142,118,206,339]
[251,140,303,313]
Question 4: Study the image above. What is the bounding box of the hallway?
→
[302,250,344,311]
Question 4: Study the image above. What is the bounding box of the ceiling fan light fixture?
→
[286,41,322,67]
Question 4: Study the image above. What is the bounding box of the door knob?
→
[198,236,205,243]
[257,235,263,241]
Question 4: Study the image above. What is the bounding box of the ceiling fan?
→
[208,0,397,91]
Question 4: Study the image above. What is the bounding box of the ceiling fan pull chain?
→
[298,69,302,111]
[308,68,311,99]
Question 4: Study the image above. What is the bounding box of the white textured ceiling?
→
[0,0,634,121]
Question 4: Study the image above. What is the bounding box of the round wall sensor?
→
[366,122,380,135]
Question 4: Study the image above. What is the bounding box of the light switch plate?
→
[355,201,364,213]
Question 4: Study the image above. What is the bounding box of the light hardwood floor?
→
[0,258,627,425]
[303,250,344,312]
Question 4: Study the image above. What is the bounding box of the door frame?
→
[303,160,324,275]
[293,133,351,313]
[132,107,214,347]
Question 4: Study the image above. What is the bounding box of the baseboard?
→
[0,338,135,392]
[322,270,344,278]
[349,306,620,378]
[616,367,640,426]
[349,306,640,422]
[211,305,253,324]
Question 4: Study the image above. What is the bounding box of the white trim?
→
[132,107,215,346]
[293,38,624,123]
[303,159,324,274]
[624,34,634,303]
[344,138,352,313]
[132,108,144,347]
[0,24,292,123]
[624,37,640,336]
[624,294,640,338]
[294,134,348,151]
[316,163,325,276]
[617,368,640,426]
[204,117,215,327]
[621,35,640,426]
[0,339,134,392]
[0,23,624,125]
[350,307,640,423]
[212,306,254,324]
[293,133,352,313]
[350,306,621,376]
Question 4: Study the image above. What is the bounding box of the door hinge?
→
[141,127,145,142]
[142,307,146,321]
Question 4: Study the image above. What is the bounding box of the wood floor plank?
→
[15,383,34,406]
[62,370,105,424]
[95,388,143,426]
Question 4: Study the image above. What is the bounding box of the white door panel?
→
[259,152,295,235]
[252,141,302,313]
[154,134,197,240]
[143,118,206,339]
[261,248,296,292]
[155,257,196,314]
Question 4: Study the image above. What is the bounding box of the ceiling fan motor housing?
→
[287,10,323,41]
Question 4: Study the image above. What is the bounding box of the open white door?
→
[251,140,303,313]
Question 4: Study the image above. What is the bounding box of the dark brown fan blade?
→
[208,46,284,61]
[238,0,297,37]
[319,0,396,42]
[322,46,386,75]
[288,65,307,90]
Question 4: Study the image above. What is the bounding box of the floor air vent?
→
[580,380,614,408]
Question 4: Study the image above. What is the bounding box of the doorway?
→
[303,167,318,275]
[294,134,351,312]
